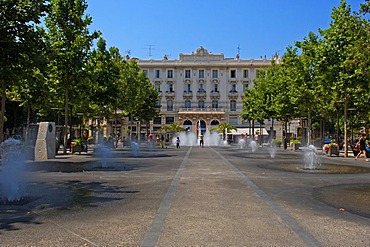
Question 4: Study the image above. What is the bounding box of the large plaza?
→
[1,143,370,246]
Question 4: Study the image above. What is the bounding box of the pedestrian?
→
[355,133,368,162]
[199,133,204,147]
[160,135,165,148]
[176,137,180,149]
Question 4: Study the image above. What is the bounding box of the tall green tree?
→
[44,0,99,153]
[0,0,47,142]
[318,0,370,155]
[85,38,121,140]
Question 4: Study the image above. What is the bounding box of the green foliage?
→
[159,122,185,133]
[0,0,48,141]
[210,122,236,133]
[44,0,100,152]
[241,0,370,139]
[273,139,282,145]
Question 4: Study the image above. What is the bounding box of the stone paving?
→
[1,144,370,246]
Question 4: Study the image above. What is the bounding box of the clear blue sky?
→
[86,0,364,60]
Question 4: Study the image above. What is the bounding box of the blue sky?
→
[86,0,364,60]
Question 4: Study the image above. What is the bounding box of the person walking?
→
[355,133,368,161]
[176,137,180,149]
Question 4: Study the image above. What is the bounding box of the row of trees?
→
[0,0,159,153]
[241,0,370,155]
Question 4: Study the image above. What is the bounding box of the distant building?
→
[115,47,275,141]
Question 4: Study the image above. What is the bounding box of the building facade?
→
[115,47,276,140]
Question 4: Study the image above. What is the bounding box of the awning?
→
[230,128,269,136]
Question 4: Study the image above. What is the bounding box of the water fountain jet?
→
[0,138,27,202]
[303,145,321,170]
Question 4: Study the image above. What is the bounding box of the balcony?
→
[196,90,206,99]
[228,90,238,99]
[183,91,193,99]
[178,107,225,114]
[165,91,175,99]
[210,91,220,99]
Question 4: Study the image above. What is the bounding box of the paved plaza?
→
[1,144,370,246]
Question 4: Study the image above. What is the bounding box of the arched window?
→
[210,120,219,126]
[184,83,191,93]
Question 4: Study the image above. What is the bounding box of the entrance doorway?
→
[197,120,206,134]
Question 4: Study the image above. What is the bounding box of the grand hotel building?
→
[119,47,275,140]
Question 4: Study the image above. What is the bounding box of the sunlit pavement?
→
[1,144,370,246]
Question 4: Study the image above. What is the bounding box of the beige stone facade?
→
[106,47,277,141]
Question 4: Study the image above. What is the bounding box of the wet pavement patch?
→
[0,196,39,206]
[29,161,147,173]
[314,183,370,218]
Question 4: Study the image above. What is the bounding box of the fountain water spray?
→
[0,138,27,201]
[238,139,246,149]
[267,144,278,158]
[130,141,140,157]
[96,145,111,168]
[303,145,321,170]
[204,129,221,146]
[249,140,257,152]
[171,130,222,147]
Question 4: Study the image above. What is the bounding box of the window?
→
[167,69,173,78]
[229,116,238,125]
[199,69,205,78]
[185,100,191,108]
[153,117,161,125]
[212,70,218,78]
[143,70,148,77]
[167,100,173,111]
[243,69,249,78]
[167,83,173,92]
[199,83,205,92]
[230,69,236,78]
[155,83,161,92]
[212,100,218,108]
[185,69,191,78]
[156,100,161,108]
[166,117,174,124]
[243,83,249,92]
[212,83,218,92]
[198,100,205,108]
[230,100,237,111]
[184,83,191,93]
[155,69,160,78]
[230,84,237,92]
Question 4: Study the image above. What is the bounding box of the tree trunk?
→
[0,81,5,143]
[284,120,288,150]
[307,111,312,145]
[25,105,31,142]
[63,88,69,155]
[344,92,348,157]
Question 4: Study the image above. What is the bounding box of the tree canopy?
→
[242,0,370,151]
